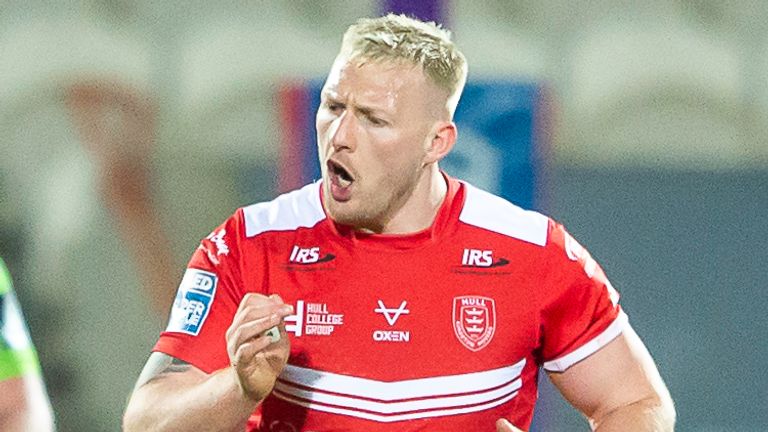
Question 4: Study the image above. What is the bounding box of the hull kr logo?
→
[453,296,496,352]
[285,246,335,271]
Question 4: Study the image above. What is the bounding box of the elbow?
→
[123,387,174,432]
[640,390,677,430]
[657,391,677,430]
[647,378,676,430]
[123,392,156,432]
[122,399,140,432]
[590,392,677,431]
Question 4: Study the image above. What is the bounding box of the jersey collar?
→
[320,172,464,250]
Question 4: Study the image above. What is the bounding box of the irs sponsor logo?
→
[373,300,411,343]
[452,295,496,351]
[284,300,344,337]
[452,249,510,274]
[461,249,509,268]
[285,246,336,271]
[165,269,217,336]
[289,246,335,264]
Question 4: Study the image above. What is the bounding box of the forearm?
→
[592,396,675,432]
[123,367,260,432]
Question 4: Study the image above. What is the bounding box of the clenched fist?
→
[226,293,294,402]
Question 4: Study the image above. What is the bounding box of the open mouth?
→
[327,160,354,188]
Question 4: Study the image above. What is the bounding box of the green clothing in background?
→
[0,257,41,380]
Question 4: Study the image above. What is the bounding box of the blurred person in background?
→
[123,14,674,432]
[0,66,179,429]
[0,257,55,431]
[65,81,178,318]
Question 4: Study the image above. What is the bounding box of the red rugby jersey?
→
[154,175,625,431]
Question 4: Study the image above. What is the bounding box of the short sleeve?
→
[152,209,247,374]
[539,222,627,372]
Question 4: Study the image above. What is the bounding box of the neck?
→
[375,166,447,235]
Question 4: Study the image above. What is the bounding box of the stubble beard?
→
[332,166,423,232]
[325,180,383,231]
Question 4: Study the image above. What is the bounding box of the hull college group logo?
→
[453,295,496,351]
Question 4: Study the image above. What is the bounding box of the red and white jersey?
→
[154,175,626,431]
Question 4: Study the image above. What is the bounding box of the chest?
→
[247,239,545,379]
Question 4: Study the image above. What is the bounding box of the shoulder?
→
[458,181,550,247]
[191,183,325,269]
[241,182,326,238]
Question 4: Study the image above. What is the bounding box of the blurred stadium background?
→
[0,1,766,431]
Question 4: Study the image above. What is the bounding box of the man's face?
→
[316,55,443,231]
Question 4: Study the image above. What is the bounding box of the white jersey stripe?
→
[273,377,522,414]
[243,182,325,238]
[277,358,526,401]
[543,310,629,372]
[272,389,520,423]
[459,182,549,246]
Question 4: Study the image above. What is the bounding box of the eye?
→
[325,101,344,114]
[366,115,387,127]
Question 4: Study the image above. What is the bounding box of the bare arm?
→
[123,294,293,432]
[547,326,675,431]
[0,375,55,432]
[123,353,257,432]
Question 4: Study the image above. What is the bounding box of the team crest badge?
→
[452,295,496,352]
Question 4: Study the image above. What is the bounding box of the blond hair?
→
[340,14,468,116]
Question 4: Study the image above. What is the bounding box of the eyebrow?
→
[322,91,389,118]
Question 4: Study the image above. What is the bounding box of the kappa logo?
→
[563,234,598,278]
[564,234,619,306]
[207,229,229,257]
[564,233,585,262]
[288,246,336,265]
[452,295,496,352]
[198,229,230,266]
[373,300,411,343]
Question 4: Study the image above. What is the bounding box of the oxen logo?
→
[452,296,496,352]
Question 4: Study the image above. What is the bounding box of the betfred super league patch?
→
[165,269,218,336]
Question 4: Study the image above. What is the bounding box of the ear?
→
[424,121,457,165]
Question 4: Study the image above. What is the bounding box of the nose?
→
[330,110,355,152]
